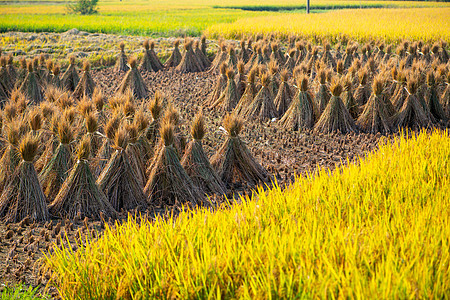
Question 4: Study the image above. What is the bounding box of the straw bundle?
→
[235,61,246,100]
[207,62,228,106]
[140,39,154,72]
[72,60,96,99]
[97,127,148,211]
[61,55,79,92]
[425,70,446,122]
[124,122,147,187]
[342,77,359,119]
[234,67,258,117]
[144,120,205,208]
[117,56,148,100]
[441,72,450,120]
[356,76,393,134]
[181,113,227,197]
[176,39,203,73]
[165,39,182,68]
[314,78,357,134]
[49,136,117,220]
[6,55,17,89]
[279,75,316,131]
[0,133,49,223]
[94,113,122,178]
[274,69,293,116]
[354,69,372,106]
[193,40,210,70]
[0,120,21,192]
[148,40,164,71]
[210,42,228,73]
[314,69,331,115]
[115,42,130,73]
[211,68,239,112]
[19,61,44,104]
[243,72,278,121]
[39,118,74,202]
[210,114,269,188]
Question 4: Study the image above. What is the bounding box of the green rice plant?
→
[44,129,450,299]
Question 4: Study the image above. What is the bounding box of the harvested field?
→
[0,31,448,296]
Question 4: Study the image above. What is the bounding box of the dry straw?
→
[19,60,44,104]
[207,62,228,106]
[165,39,182,68]
[97,127,148,211]
[243,72,278,121]
[115,41,130,73]
[0,133,49,223]
[176,38,203,73]
[39,118,74,202]
[72,60,96,99]
[61,55,80,92]
[144,120,205,208]
[117,56,148,100]
[49,136,117,220]
[210,114,269,188]
[211,67,239,112]
[181,113,227,197]
[314,78,357,134]
[274,69,293,116]
[279,75,317,131]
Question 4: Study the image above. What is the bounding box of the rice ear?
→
[160,120,174,146]
[191,112,205,140]
[223,114,243,137]
[19,133,40,162]
[77,136,91,160]
[330,78,343,97]
[114,127,128,150]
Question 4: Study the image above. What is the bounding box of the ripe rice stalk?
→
[165,39,182,68]
[354,69,371,106]
[235,61,246,100]
[210,114,269,188]
[321,43,336,70]
[274,69,293,116]
[117,56,148,100]
[234,67,258,117]
[159,104,186,158]
[144,120,205,208]
[270,42,285,65]
[139,39,154,73]
[0,120,21,192]
[342,77,359,119]
[176,39,203,73]
[267,60,279,98]
[392,71,408,111]
[49,136,117,220]
[39,118,74,202]
[0,133,49,223]
[314,78,357,134]
[425,70,446,122]
[279,75,317,131]
[133,108,152,162]
[72,60,96,100]
[356,76,393,134]
[61,55,79,92]
[201,35,208,57]
[97,127,148,212]
[181,113,227,197]
[115,42,130,73]
[315,69,331,115]
[206,62,228,106]
[148,40,164,71]
[35,114,60,173]
[193,40,208,71]
[247,46,266,72]
[211,68,239,112]
[19,61,44,104]
[243,72,278,122]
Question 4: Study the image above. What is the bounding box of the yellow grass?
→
[44,129,450,299]
[206,7,450,43]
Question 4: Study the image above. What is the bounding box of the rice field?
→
[206,7,450,43]
[0,0,449,40]
[44,129,450,299]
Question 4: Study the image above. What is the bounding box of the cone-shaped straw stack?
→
[115,41,130,73]
[181,113,227,197]
[211,114,270,188]
[117,56,148,100]
[49,136,117,220]
[0,133,49,223]
[61,55,79,92]
[72,60,96,99]
[165,39,182,68]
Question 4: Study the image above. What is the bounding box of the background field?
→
[0,0,449,41]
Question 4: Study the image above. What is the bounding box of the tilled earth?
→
[0,66,385,295]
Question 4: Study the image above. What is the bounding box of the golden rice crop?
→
[45,129,450,299]
[206,8,450,43]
